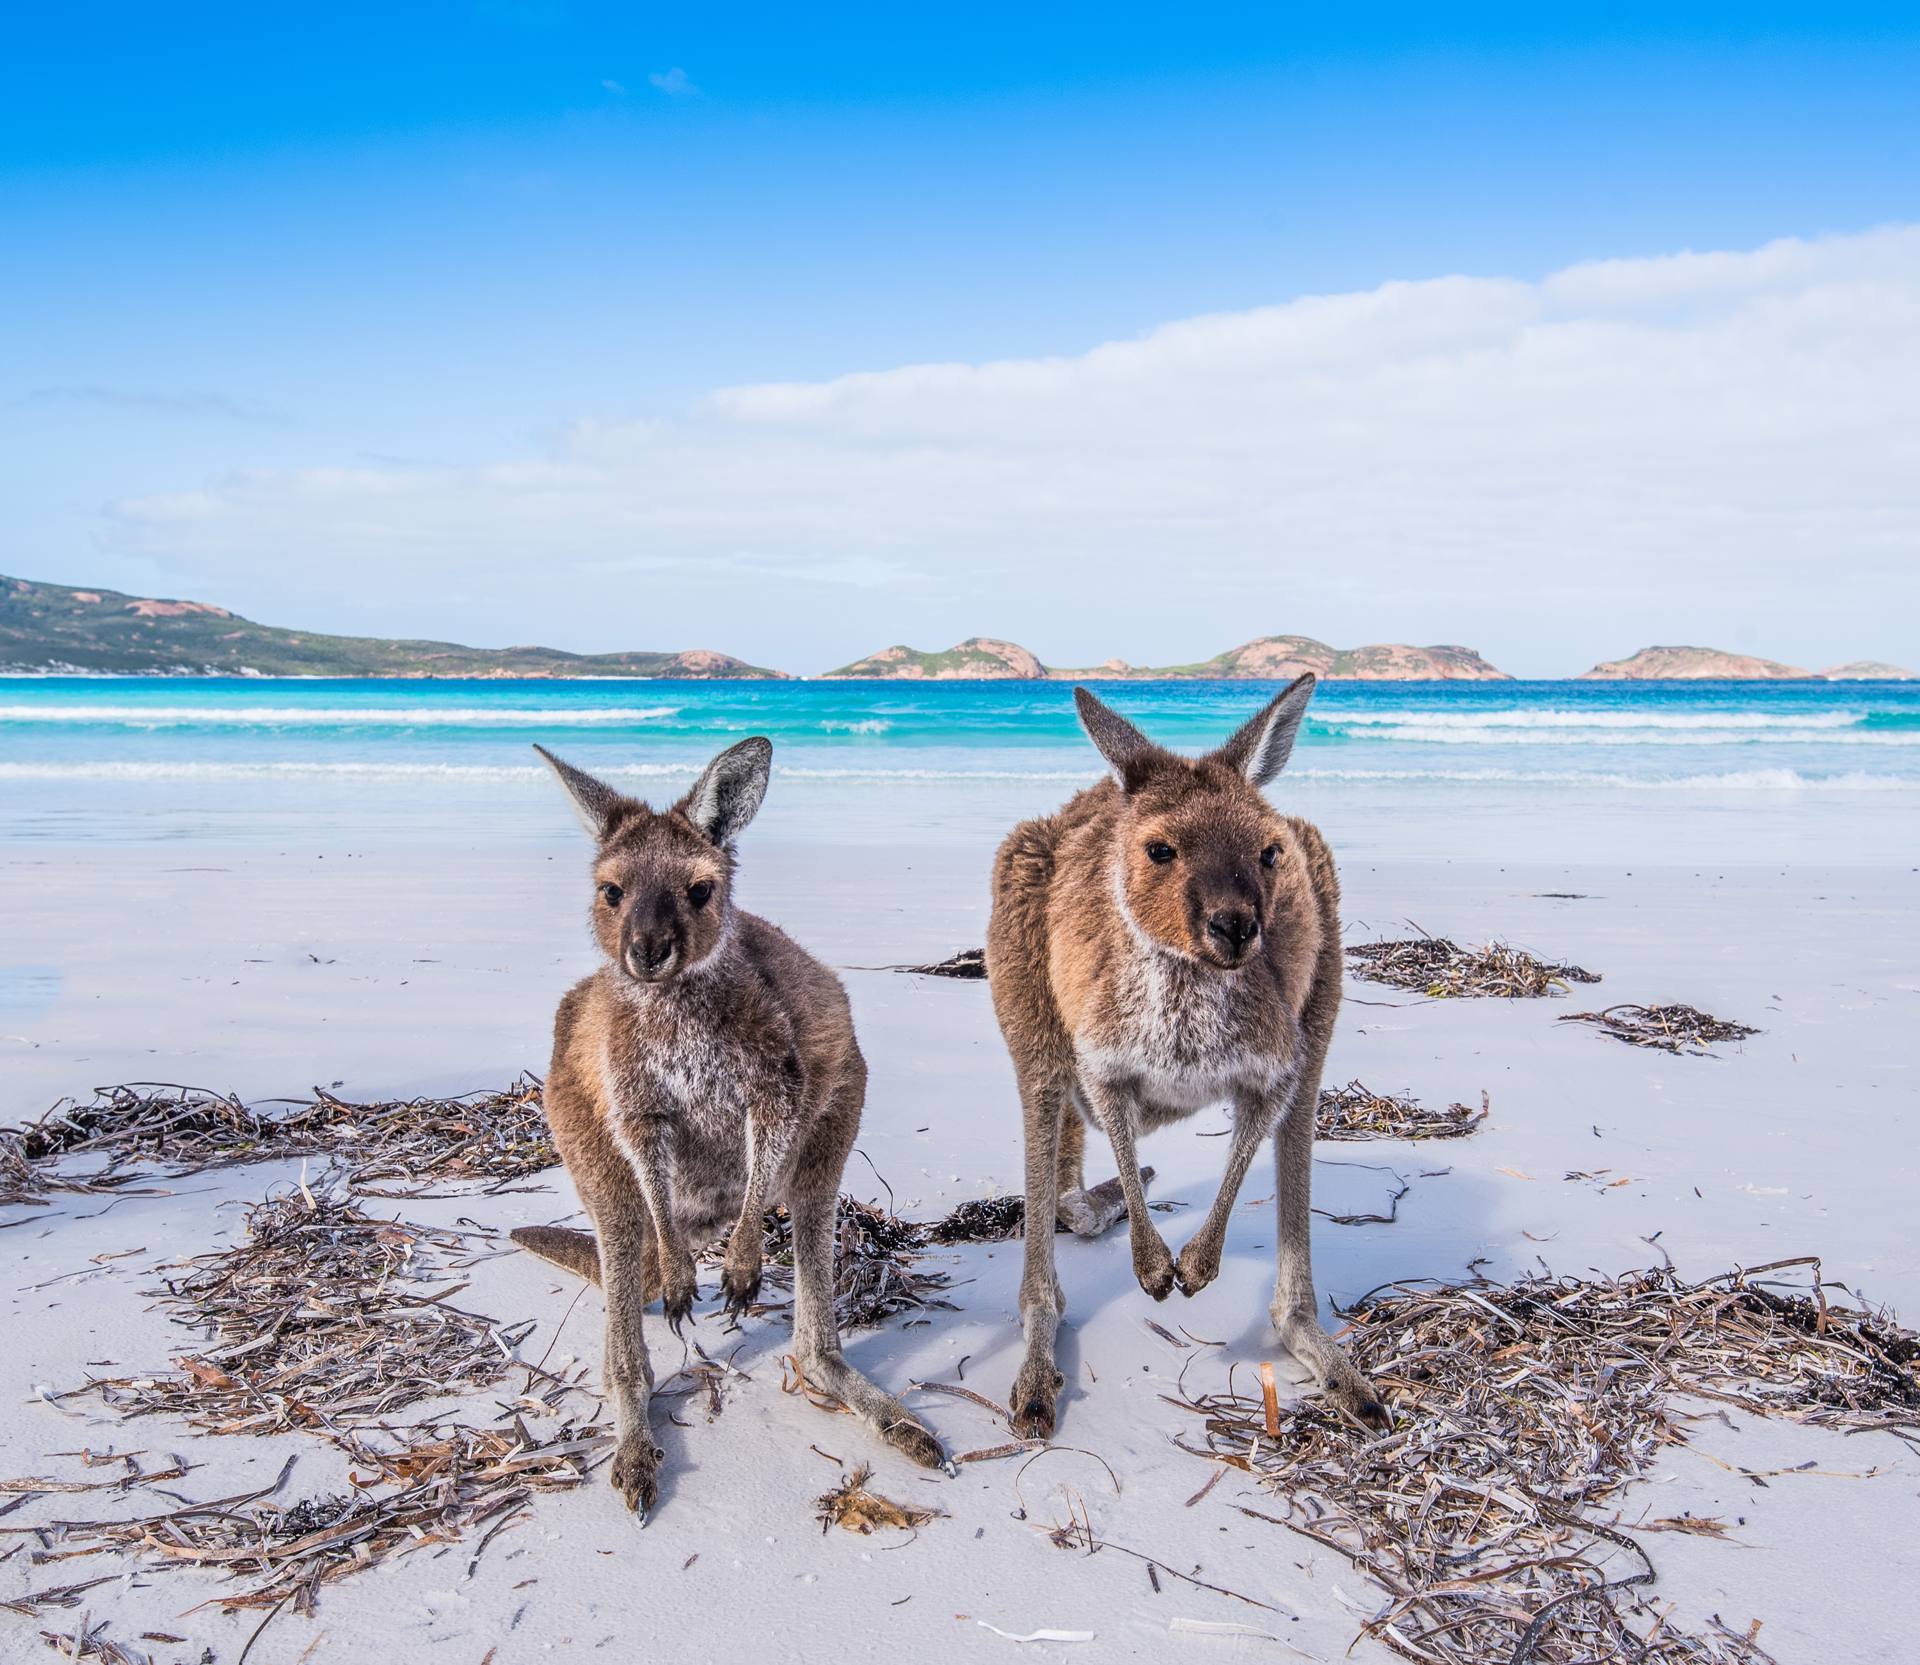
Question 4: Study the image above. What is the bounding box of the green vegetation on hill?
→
[826,633,1510,681]
[0,574,784,679]
[822,637,1046,679]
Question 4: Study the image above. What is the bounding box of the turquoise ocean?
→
[3,677,1915,863]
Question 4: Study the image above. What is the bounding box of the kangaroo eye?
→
[599,882,624,907]
[1145,841,1177,865]
[687,880,715,908]
[1260,844,1280,870]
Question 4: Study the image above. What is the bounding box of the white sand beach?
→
[5,804,1917,1662]
[10,5,1920,1655]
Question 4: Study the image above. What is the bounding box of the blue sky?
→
[4,4,1918,673]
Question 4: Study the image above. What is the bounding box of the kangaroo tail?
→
[1054,1165,1155,1238]
[510,1224,603,1286]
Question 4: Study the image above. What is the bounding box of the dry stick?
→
[1184,1467,1226,1509]
[910,1379,1012,1424]
[1095,1535,1283,1614]
[236,1592,293,1665]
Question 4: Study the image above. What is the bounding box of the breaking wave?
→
[0,761,1912,790]
[0,704,682,728]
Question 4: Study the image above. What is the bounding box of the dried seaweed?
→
[35,1618,153,1663]
[752,1196,958,1330]
[923,1194,1029,1244]
[1347,937,1601,999]
[921,1172,1176,1246]
[814,1463,941,1535]
[899,948,988,980]
[3,1077,554,1202]
[1316,1080,1489,1142]
[1176,1257,1915,1664]
[60,1193,520,1437]
[16,1191,608,1621]
[30,1421,605,1615]
[1560,1004,1760,1055]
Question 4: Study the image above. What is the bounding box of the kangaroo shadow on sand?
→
[992,1144,1507,1430]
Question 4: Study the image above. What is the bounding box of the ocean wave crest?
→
[1330,724,1919,747]
[1321,708,1869,731]
[1,761,1912,791]
[0,703,682,728]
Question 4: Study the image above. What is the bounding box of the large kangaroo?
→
[986,677,1387,1439]
[512,738,944,1518]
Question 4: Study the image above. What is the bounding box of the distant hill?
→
[0,574,785,679]
[1081,635,1511,682]
[825,634,1510,681]
[1581,646,1813,681]
[1822,660,1916,681]
[822,637,1046,680]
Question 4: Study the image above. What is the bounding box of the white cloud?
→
[648,67,695,96]
[104,227,1920,672]
[600,77,627,95]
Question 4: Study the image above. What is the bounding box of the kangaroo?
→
[511,738,944,1518]
[986,676,1388,1439]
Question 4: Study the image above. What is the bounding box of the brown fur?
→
[514,739,943,1518]
[985,678,1387,1437]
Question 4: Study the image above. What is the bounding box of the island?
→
[1821,661,1916,681]
[823,635,1511,681]
[0,574,785,679]
[1579,646,1814,681]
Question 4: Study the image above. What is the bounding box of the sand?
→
[3,830,1917,1661]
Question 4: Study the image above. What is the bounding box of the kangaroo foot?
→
[1009,1359,1065,1440]
[610,1434,663,1518]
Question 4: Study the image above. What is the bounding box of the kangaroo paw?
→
[1132,1231,1176,1301]
[661,1276,698,1338]
[1173,1236,1221,1296]
[719,1260,763,1318]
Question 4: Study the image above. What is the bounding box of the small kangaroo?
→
[511,738,944,1518]
[986,676,1388,1439]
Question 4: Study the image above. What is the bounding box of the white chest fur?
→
[1078,940,1297,1115]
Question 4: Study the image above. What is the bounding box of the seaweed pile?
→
[1561,1004,1760,1055]
[2,1077,554,1205]
[1347,937,1601,999]
[814,1463,942,1535]
[753,1196,958,1329]
[1316,1080,1489,1142]
[1175,1257,1916,1664]
[13,1191,608,1620]
[923,1193,1030,1244]
[899,949,988,980]
[23,1422,605,1618]
[61,1194,522,1437]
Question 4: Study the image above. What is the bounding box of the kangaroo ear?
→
[533,745,632,840]
[1074,687,1172,792]
[1213,673,1316,788]
[681,736,773,846]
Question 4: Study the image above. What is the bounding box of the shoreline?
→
[5,668,1914,682]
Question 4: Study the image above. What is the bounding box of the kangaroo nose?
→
[1207,910,1259,953]
[635,933,676,972]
